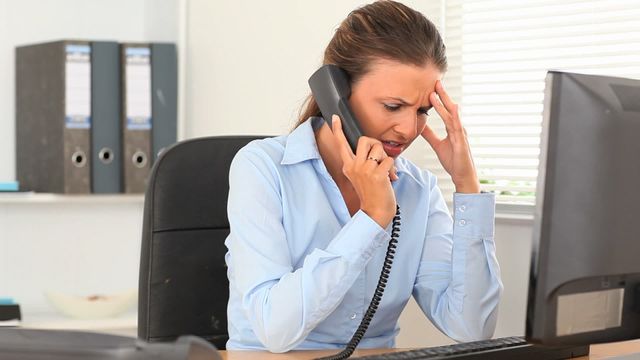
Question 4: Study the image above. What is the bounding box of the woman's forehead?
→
[356,59,442,101]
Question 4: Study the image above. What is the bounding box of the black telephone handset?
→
[308,64,364,153]
[309,65,402,360]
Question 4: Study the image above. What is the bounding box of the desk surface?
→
[220,339,640,359]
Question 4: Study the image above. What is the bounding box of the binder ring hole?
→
[71,151,87,168]
[99,148,113,164]
[132,151,148,168]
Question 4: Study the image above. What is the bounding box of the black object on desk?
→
[0,303,21,326]
[350,336,589,360]
[0,328,222,360]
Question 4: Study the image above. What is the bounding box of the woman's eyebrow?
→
[384,96,433,110]
[383,96,412,105]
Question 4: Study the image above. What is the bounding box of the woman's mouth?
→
[382,140,404,157]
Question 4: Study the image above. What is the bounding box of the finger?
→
[435,80,456,111]
[377,157,395,178]
[421,123,442,148]
[369,146,397,181]
[366,142,386,166]
[331,115,355,162]
[430,92,453,130]
[354,136,379,165]
[430,91,449,117]
[390,164,399,181]
[435,81,465,132]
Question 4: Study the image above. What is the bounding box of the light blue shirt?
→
[225,117,502,353]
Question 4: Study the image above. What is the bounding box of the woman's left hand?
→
[421,80,480,194]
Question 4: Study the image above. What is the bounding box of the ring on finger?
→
[367,156,381,164]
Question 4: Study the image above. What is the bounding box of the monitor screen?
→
[526,71,640,345]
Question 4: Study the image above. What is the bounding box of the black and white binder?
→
[120,43,178,193]
[16,40,177,194]
[121,44,153,194]
[16,41,92,193]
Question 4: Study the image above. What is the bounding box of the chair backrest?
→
[138,135,265,349]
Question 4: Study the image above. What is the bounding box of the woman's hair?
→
[295,0,447,128]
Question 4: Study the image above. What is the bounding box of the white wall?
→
[0,198,144,313]
[0,0,178,313]
[183,0,439,138]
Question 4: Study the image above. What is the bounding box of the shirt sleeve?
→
[225,147,390,353]
[412,175,503,342]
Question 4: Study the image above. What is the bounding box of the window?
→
[419,0,640,206]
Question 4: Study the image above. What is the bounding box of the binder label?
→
[126,117,152,130]
[65,44,91,129]
[65,116,91,129]
[125,46,152,131]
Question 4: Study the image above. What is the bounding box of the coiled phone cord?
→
[316,205,401,360]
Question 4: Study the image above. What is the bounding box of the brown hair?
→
[295,0,447,128]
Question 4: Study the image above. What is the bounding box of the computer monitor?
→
[526,70,640,345]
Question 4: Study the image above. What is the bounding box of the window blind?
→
[420,0,640,206]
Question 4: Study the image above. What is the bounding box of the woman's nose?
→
[393,114,420,140]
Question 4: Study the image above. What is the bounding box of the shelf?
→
[20,312,137,337]
[0,193,144,204]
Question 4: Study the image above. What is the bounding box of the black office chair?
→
[138,135,266,350]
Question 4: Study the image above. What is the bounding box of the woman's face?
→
[349,58,442,158]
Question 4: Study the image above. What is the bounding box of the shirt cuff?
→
[452,192,496,238]
[325,210,390,265]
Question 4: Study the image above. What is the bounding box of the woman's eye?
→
[383,104,401,112]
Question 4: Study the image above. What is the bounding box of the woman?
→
[224,0,502,353]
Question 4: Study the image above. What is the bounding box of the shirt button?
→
[459,219,467,226]
[459,205,466,212]
[350,313,357,320]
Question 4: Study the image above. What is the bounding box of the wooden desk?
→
[220,339,640,359]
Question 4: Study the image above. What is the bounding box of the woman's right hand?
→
[331,114,397,228]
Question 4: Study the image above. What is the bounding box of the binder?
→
[121,44,152,193]
[91,41,122,193]
[150,43,178,162]
[16,41,92,193]
[120,43,177,193]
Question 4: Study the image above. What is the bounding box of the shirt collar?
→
[281,117,324,165]
[281,116,424,189]
[393,156,424,189]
